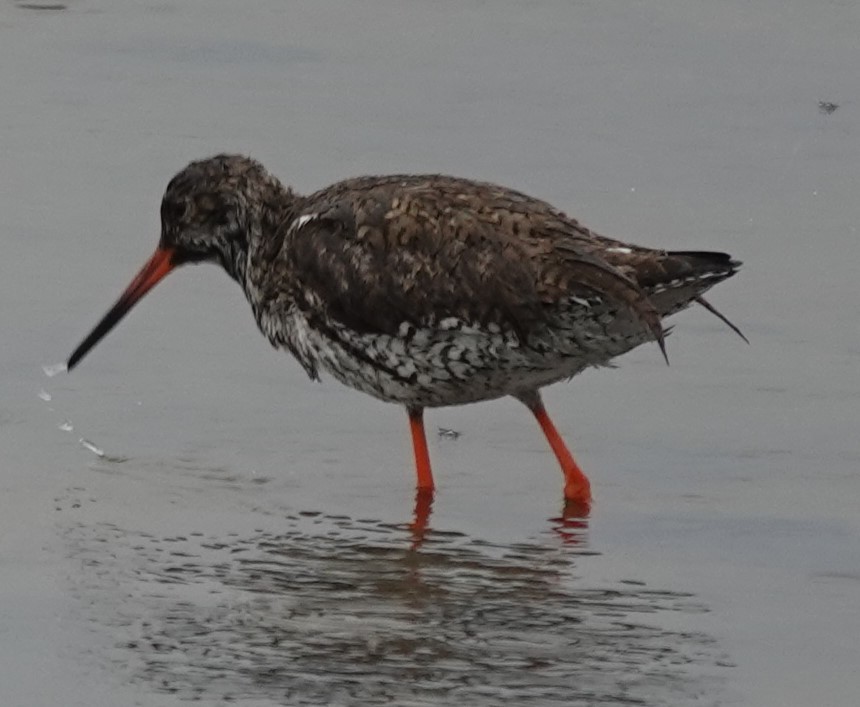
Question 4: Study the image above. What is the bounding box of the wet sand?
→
[2,1,859,705]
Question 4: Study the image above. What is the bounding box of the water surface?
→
[2,1,859,705]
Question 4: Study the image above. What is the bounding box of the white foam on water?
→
[437,427,462,439]
[79,438,105,457]
[43,363,67,378]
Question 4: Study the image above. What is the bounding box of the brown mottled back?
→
[280,175,668,351]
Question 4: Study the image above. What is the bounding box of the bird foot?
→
[560,496,592,519]
[563,481,592,514]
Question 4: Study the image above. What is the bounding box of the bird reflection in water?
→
[408,489,435,549]
[407,489,590,550]
[65,505,724,706]
[550,499,591,547]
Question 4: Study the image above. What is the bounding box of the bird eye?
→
[161,199,187,223]
[211,208,231,227]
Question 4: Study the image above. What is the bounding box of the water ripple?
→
[65,514,727,706]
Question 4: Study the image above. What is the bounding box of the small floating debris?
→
[437,427,462,439]
[59,420,74,432]
[38,389,52,402]
[79,438,105,457]
[43,363,67,378]
[818,101,839,115]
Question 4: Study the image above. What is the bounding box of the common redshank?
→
[67,155,743,507]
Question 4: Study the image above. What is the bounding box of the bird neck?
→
[239,180,302,300]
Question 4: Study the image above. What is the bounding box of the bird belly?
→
[292,310,653,408]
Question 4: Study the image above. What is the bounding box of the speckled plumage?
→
[156,156,738,406]
[68,154,743,504]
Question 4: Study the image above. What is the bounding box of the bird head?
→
[67,154,280,370]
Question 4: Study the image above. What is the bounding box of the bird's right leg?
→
[407,407,435,493]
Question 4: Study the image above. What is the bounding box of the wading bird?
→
[67,155,743,508]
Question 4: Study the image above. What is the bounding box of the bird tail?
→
[644,251,745,341]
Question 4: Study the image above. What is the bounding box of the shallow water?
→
[65,511,724,706]
[2,1,860,705]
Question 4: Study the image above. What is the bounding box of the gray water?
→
[2,1,859,705]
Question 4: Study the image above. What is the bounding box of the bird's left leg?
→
[515,390,593,506]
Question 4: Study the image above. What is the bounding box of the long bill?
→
[67,247,177,370]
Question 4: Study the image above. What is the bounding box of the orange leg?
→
[523,395,592,505]
[408,407,435,492]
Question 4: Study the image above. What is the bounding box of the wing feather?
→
[275,176,665,356]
